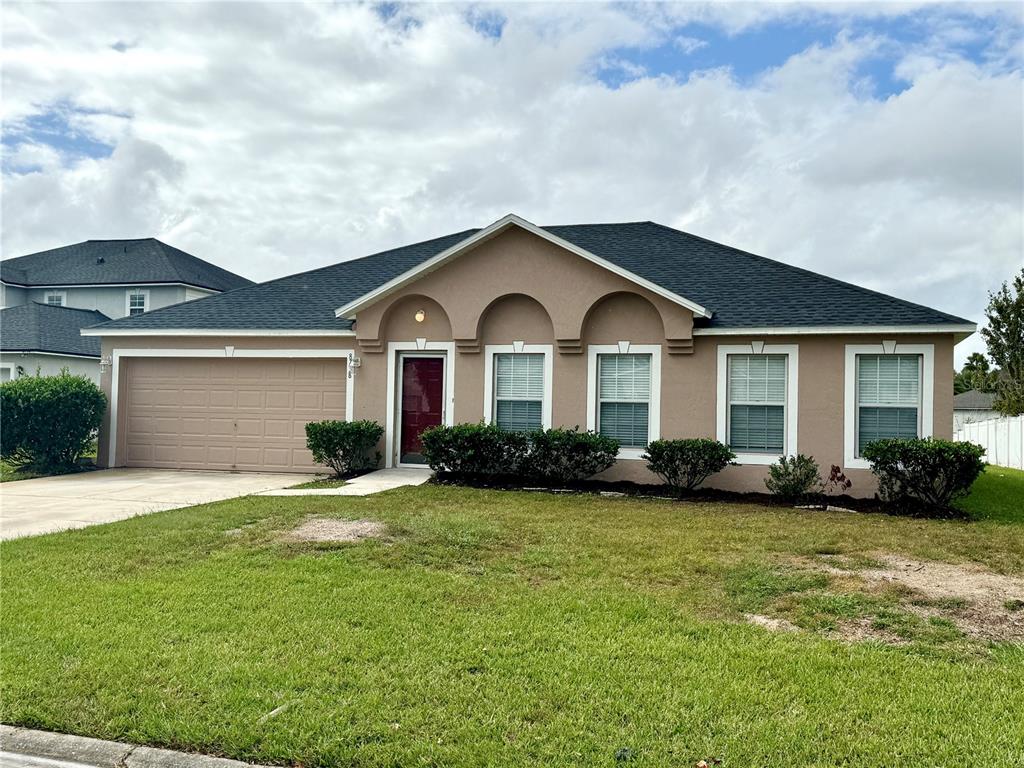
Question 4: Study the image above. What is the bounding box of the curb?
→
[0,726,272,768]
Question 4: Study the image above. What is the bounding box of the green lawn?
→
[957,465,1024,523]
[2,479,1023,766]
[288,476,348,490]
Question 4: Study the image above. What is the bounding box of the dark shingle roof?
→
[1,239,254,292]
[1,303,108,357]
[953,389,996,410]
[87,221,972,333]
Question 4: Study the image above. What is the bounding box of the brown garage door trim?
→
[108,348,355,466]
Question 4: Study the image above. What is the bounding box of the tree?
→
[954,352,998,394]
[981,268,1024,416]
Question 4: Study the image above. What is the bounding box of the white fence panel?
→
[954,415,1024,470]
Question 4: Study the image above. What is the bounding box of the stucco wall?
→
[0,353,100,383]
[1,283,28,308]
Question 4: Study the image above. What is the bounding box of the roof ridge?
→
[25,301,109,319]
[644,221,972,325]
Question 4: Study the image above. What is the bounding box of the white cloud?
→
[1,1,1020,368]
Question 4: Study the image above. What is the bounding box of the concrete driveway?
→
[0,469,312,540]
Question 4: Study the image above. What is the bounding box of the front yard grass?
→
[2,485,1023,766]
[957,465,1024,523]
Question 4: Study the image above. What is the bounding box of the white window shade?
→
[494,353,544,432]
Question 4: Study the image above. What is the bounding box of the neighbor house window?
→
[855,354,921,456]
[493,353,545,432]
[597,353,652,449]
[44,291,65,306]
[126,289,149,316]
[727,354,787,453]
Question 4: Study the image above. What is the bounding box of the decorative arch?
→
[477,293,555,345]
[371,294,451,350]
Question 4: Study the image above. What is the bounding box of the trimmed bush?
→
[861,438,986,516]
[0,371,106,472]
[764,454,823,501]
[305,420,384,477]
[642,438,735,493]
[420,422,530,478]
[527,427,619,484]
[420,424,618,484]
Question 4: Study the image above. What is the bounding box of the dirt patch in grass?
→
[744,613,799,632]
[812,554,1024,643]
[288,517,386,543]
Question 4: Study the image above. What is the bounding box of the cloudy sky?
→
[2,1,1022,364]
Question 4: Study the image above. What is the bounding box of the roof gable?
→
[334,215,711,320]
[0,239,254,293]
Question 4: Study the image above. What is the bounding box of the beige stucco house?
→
[84,215,975,496]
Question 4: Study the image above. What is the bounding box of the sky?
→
[2,1,1022,367]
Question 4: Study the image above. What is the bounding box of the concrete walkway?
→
[0,469,311,540]
[0,725,268,767]
[260,467,433,496]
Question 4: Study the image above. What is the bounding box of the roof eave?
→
[332,213,713,321]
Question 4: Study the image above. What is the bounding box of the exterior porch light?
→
[414,309,426,323]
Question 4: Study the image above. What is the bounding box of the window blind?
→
[597,354,651,448]
[728,354,786,452]
[856,354,920,454]
[494,353,544,432]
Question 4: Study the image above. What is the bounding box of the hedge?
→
[305,420,384,476]
[0,371,106,472]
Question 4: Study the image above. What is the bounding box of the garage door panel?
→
[293,391,322,410]
[124,357,346,472]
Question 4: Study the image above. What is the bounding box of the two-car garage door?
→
[122,357,347,471]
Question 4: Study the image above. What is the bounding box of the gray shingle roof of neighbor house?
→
[953,389,997,410]
[84,220,973,333]
[1,303,108,357]
[0,239,254,293]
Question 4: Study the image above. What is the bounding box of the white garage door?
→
[123,357,347,471]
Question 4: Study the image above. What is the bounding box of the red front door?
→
[399,356,444,464]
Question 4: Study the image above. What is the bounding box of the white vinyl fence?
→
[954,415,1024,470]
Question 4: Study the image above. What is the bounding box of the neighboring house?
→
[1,238,253,380]
[85,215,974,496]
[953,389,999,429]
[0,303,108,383]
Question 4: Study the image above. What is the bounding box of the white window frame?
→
[0,363,14,382]
[483,343,553,431]
[844,342,933,470]
[586,343,661,460]
[125,288,150,316]
[716,343,799,465]
[44,290,67,306]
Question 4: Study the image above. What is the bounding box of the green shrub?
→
[861,438,986,516]
[764,454,823,502]
[642,438,735,493]
[527,427,619,484]
[0,371,106,472]
[305,420,383,477]
[420,424,618,484]
[420,422,530,478]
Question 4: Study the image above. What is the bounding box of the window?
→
[126,289,149,316]
[44,291,65,306]
[843,344,934,469]
[598,353,651,448]
[483,344,553,432]
[727,354,787,452]
[493,353,544,432]
[855,354,921,455]
[716,344,798,464]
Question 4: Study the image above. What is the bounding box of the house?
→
[0,303,108,382]
[953,389,999,430]
[84,215,974,496]
[1,238,253,381]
